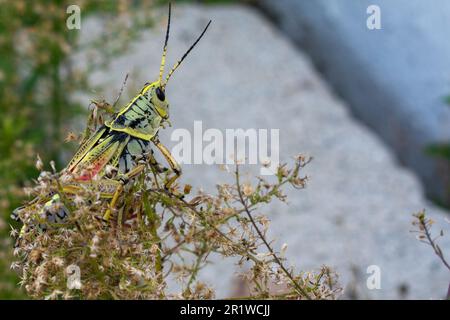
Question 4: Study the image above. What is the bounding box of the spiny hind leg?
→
[14,194,69,244]
[152,138,181,190]
[102,164,145,221]
[77,100,115,147]
[103,184,123,221]
[86,72,128,136]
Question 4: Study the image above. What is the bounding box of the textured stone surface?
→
[79,4,450,299]
[259,0,450,206]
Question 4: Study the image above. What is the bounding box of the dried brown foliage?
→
[12,151,341,299]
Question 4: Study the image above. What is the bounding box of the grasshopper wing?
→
[71,131,130,181]
[67,126,108,172]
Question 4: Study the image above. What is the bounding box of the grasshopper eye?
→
[155,87,165,101]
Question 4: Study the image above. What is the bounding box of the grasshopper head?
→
[141,81,169,119]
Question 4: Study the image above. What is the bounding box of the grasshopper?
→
[12,4,211,229]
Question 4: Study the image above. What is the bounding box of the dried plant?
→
[10,99,341,300]
[412,211,450,299]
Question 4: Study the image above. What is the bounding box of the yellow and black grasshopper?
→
[12,4,211,229]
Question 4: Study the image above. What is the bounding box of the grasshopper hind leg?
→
[13,194,69,246]
[102,164,146,221]
[38,194,70,231]
[11,206,25,222]
[101,137,150,221]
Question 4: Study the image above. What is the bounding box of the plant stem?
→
[234,164,311,300]
[418,215,450,271]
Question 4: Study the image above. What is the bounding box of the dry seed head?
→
[35,155,44,171]
[242,183,254,196]
[64,131,78,143]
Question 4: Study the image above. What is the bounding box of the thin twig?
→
[416,214,450,271]
[234,164,311,300]
[148,188,263,265]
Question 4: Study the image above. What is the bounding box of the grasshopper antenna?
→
[163,19,212,88]
[158,3,171,85]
